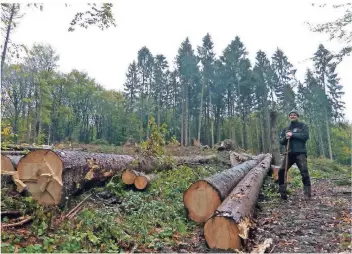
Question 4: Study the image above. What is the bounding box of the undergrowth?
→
[261,157,351,199]
[1,164,223,253]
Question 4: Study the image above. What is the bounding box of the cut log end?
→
[204,216,241,250]
[183,180,221,223]
[16,150,63,205]
[134,175,148,190]
[121,169,137,185]
[1,154,15,172]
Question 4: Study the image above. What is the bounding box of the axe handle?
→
[284,139,290,184]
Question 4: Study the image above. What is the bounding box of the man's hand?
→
[286,131,292,139]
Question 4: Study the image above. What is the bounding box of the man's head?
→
[288,109,299,122]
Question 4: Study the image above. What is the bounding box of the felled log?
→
[15,149,222,205]
[203,154,272,250]
[134,173,157,190]
[1,154,22,186]
[175,154,218,165]
[1,150,28,156]
[183,154,266,223]
[229,152,254,167]
[2,144,52,151]
[217,139,238,151]
[15,149,136,205]
[121,169,143,185]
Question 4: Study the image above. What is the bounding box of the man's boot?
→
[279,184,288,200]
[304,185,311,199]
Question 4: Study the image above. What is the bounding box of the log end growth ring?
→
[134,175,148,190]
[16,150,63,205]
[204,216,241,250]
[121,169,136,185]
[183,180,221,223]
[1,154,15,172]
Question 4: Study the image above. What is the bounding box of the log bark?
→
[269,110,281,165]
[16,149,136,205]
[134,173,157,190]
[1,154,22,186]
[2,144,52,151]
[183,154,266,223]
[1,150,28,156]
[203,154,272,250]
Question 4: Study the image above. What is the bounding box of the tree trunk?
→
[211,118,214,148]
[316,121,325,157]
[183,154,266,223]
[198,80,204,141]
[204,154,272,250]
[262,107,271,153]
[325,113,333,160]
[242,114,247,150]
[269,110,281,165]
[15,150,223,205]
[185,81,189,146]
[1,4,15,87]
[15,150,136,205]
[181,82,185,146]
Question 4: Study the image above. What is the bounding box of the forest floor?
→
[1,145,351,253]
[248,158,352,253]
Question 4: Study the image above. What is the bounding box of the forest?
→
[1,3,352,253]
[1,35,351,165]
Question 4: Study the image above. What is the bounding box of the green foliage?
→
[330,124,352,165]
[139,116,167,157]
[168,135,180,145]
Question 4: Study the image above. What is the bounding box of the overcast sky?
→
[7,0,352,121]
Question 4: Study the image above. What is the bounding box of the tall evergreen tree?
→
[271,48,296,112]
[197,33,216,145]
[151,54,169,126]
[253,50,272,153]
[137,46,154,139]
[124,61,139,113]
[176,37,199,146]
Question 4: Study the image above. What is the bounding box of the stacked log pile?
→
[122,169,157,190]
[183,152,273,251]
[183,154,266,223]
[204,154,272,250]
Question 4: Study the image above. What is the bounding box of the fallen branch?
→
[0,211,22,216]
[64,194,92,219]
[68,206,84,219]
[252,238,273,253]
[2,216,32,228]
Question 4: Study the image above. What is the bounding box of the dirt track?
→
[248,178,352,253]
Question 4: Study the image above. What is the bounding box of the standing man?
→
[278,110,311,200]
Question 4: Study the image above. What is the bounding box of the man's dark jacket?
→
[279,121,309,154]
